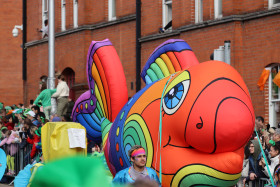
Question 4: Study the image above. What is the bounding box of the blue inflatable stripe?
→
[141,40,192,81]
[90,112,101,124]
[145,75,152,84]
[77,114,102,139]
[81,113,101,132]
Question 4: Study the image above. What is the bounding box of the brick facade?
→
[0,0,23,106]
[19,0,280,125]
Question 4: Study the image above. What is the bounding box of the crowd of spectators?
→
[0,96,74,177]
[239,116,280,186]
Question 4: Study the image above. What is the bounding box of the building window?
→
[269,0,280,9]
[42,0,48,27]
[162,0,172,31]
[61,0,66,31]
[214,0,222,19]
[268,65,280,127]
[108,0,116,21]
[195,0,203,23]
[73,0,78,28]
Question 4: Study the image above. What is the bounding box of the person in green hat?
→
[30,156,111,187]
[0,121,7,139]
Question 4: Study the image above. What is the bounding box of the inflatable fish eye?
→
[162,71,190,115]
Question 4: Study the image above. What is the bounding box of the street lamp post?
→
[48,0,57,115]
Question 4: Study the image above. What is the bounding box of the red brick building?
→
[0,0,23,106]
[22,0,280,126]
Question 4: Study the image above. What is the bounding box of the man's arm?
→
[52,84,62,98]
[34,91,43,105]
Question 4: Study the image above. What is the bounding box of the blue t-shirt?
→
[112,166,160,185]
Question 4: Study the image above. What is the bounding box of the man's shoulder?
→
[146,167,157,172]
[116,167,130,175]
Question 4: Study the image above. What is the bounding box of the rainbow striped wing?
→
[141,39,199,85]
[72,39,128,143]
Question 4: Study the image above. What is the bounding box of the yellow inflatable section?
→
[42,122,87,162]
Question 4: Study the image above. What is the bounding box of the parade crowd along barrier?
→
[1,142,32,177]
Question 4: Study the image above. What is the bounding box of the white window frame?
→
[162,0,172,31]
[108,0,116,21]
[61,0,66,31]
[268,66,280,127]
[195,0,203,23]
[73,0,78,28]
[42,0,48,27]
[269,0,280,9]
[214,0,222,19]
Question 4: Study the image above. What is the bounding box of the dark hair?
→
[44,19,48,25]
[18,103,23,107]
[57,74,65,81]
[41,82,47,92]
[62,114,71,122]
[244,142,251,159]
[30,126,38,134]
[37,112,46,119]
[128,145,144,158]
[1,129,11,136]
[24,118,33,126]
[256,116,264,123]
[31,105,40,112]
[273,142,280,154]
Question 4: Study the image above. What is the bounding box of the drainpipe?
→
[22,0,27,106]
[136,0,141,92]
[22,0,27,81]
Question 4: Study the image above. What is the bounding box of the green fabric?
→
[250,139,261,161]
[91,152,113,183]
[35,127,41,137]
[23,109,31,118]
[5,106,12,111]
[34,89,56,107]
[0,103,3,110]
[14,109,23,114]
[7,155,15,171]
[31,156,111,187]
[0,127,6,139]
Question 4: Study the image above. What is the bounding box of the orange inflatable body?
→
[72,39,254,186]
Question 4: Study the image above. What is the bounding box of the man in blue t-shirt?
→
[112,145,160,186]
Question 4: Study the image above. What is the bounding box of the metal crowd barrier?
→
[237,178,273,187]
[1,142,33,177]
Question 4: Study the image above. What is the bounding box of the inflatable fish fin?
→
[72,39,128,143]
[140,39,199,85]
[101,118,112,147]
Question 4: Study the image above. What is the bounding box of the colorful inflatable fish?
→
[72,39,255,186]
